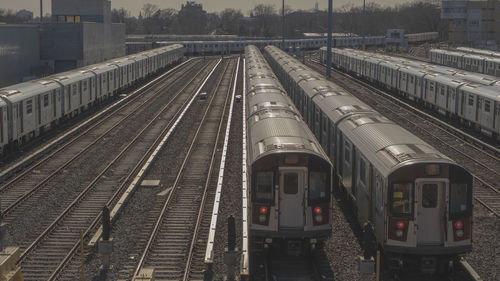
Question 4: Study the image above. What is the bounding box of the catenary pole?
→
[282,0,286,50]
[362,0,366,50]
[326,0,333,77]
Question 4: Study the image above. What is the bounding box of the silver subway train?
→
[265,45,473,274]
[0,44,185,155]
[245,45,333,254]
[430,48,500,77]
[160,36,386,55]
[323,48,500,139]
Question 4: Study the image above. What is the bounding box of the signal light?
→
[396,221,405,229]
[455,220,463,229]
[259,206,268,214]
[314,207,322,214]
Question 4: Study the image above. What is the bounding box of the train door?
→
[278,167,306,228]
[415,179,446,245]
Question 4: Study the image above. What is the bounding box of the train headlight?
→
[315,214,323,223]
[456,229,464,238]
[395,229,404,238]
[259,215,266,223]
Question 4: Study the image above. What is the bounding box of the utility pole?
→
[326,0,333,77]
[485,0,489,46]
[40,0,43,23]
[282,0,286,50]
[362,0,366,50]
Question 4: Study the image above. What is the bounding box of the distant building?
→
[0,0,125,87]
[42,0,125,72]
[315,2,319,12]
[16,10,34,20]
[441,0,500,46]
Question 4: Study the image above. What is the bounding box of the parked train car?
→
[405,32,439,44]
[265,45,473,274]
[456,47,500,59]
[325,48,500,139]
[245,45,333,254]
[0,44,185,154]
[325,47,500,88]
[159,36,385,55]
[430,49,500,77]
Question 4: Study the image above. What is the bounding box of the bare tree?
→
[219,8,243,35]
[142,3,159,19]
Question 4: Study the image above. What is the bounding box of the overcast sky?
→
[3,0,411,17]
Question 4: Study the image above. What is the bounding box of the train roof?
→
[245,45,330,164]
[0,79,60,103]
[266,45,456,175]
[49,68,95,85]
[460,84,500,101]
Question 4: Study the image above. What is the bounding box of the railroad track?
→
[0,59,202,222]
[15,59,220,281]
[256,250,333,281]
[306,58,500,218]
[133,58,237,281]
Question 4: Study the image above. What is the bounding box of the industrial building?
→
[441,0,500,47]
[0,0,125,88]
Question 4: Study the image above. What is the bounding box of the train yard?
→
[0,45,498,281]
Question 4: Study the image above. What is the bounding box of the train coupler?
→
[420,257,437,274]
[287,240,302,256]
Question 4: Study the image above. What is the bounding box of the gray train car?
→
[245,45,333,254]
[265,45,473,274]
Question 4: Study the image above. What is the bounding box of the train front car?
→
[381,152,473,273]
[245,46,333,255]
[264,45,474,274]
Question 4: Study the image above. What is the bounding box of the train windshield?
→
[390,183,413,216]
[255,171,273,202]
[309,172,328,203]
[450,183,469,215]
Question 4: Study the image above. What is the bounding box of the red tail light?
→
[396,221,405,229]
[453,218,470,241]
[388,218,408,241]
[312,205,328,225]
[253,205,270,225]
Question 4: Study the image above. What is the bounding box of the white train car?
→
[0,44,185,154]
[327,48,500,139]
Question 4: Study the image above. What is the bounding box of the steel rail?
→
[132,58,224,279]
[183,58,238,281]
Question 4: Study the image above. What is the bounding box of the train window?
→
[26,100,33,114]
[484,100,491,113]
[72,84,77,95]
[390,183,413,216]
[422,184,438,208]
[468,95,474,106]
[450,183,468,215]
[43,94,49,107]
[284,173,298,194]
[344,141,351,165]
[255,172,273,202]
[359,158,366,184]
[440,87,445,96]
[309,172,327,202]
[83,81,87,91]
